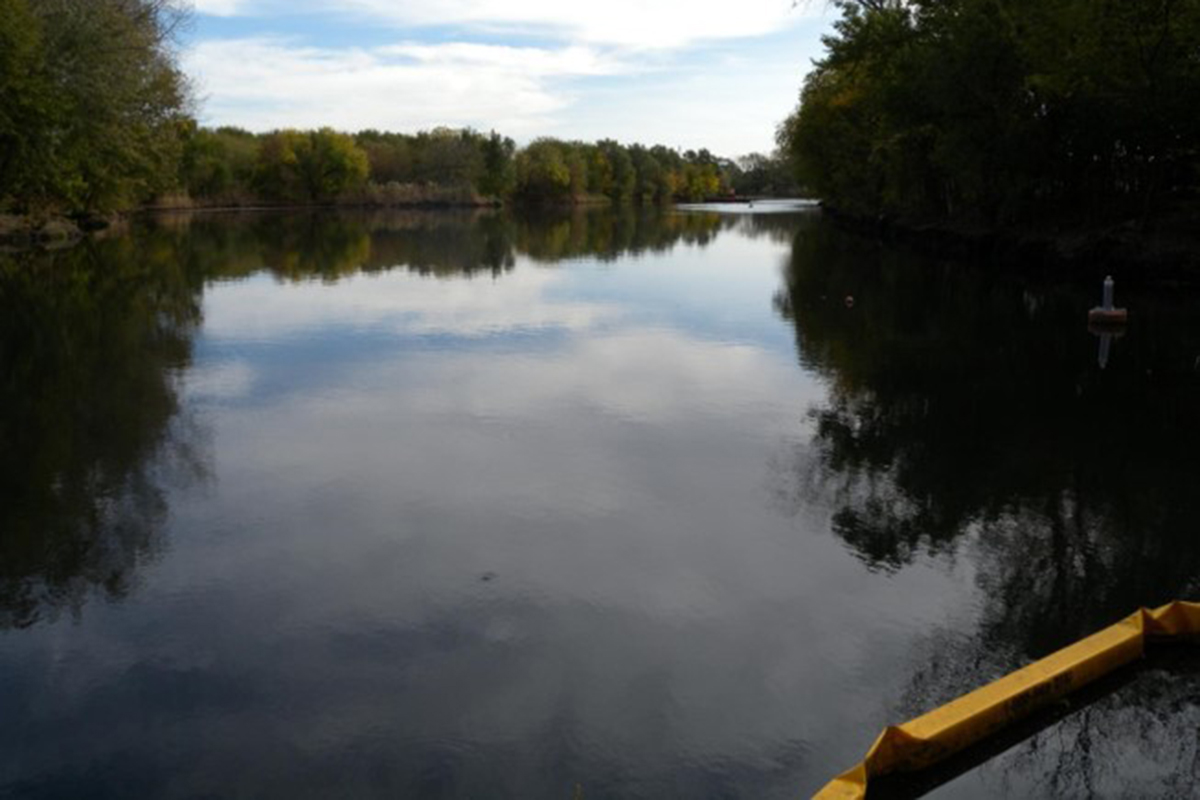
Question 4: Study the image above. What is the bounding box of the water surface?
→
[1,204,1198,798]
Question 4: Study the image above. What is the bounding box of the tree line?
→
[177,126,792,208]
[0,0,799,216]
[778,0,1200,229]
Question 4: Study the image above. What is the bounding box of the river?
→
[1,203,1198,798]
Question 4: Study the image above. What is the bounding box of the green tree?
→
[566,144,589,198]
[598,140,635,201]
[0,0,192,213]
[355,130,415,184]
[628,145,661,202]
[514,139,573,200]
[179,125,259,200]
[413,127,484,187]
[478,131,515,197]
[780,0,1200,226]
[586,145,614,197]
[731,151,801,197]
[255,128,368,203]
[0,0,49,208]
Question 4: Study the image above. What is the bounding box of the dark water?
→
[1,203,1198,799]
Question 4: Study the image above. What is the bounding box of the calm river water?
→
[1,203,1198,798]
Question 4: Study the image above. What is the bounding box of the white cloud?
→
[192,0,246,15]
[201,266,614,341]
[389,327,809,425]
[184,38,627,134]
[180,360,256,401]
[195,0,819,49]
[378,42,623,75]
[183,2,830,151]
[340,0,816,48]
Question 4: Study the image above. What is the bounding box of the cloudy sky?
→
[184,1,834,157]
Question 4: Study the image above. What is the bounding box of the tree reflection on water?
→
[773,215,1200,795]
[0,207,734,630]
[0,237,207,629]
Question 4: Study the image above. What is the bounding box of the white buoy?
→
[1089,275,1127,325]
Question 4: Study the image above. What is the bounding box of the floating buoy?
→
[844,295,855,308]
[1088,275,1128,325]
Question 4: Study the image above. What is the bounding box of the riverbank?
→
[0,213,123,249]
[1,187,635,249]
[821,204,1200,282]
[0,198,496,250]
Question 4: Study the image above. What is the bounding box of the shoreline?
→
[820,204,1200,283]
[14,200,1197,279]
[0,200,499,250]
[0,194,627,249]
